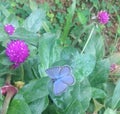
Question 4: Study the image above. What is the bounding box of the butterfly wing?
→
[60,66,75,85]
[45,66,61,79]
[59,65,71,77]
[61,74,74,85]
[53,80,68,95]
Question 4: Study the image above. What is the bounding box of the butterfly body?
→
[45,65,75,96]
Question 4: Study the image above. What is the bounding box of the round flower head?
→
[6,40,29,68]
[4,24,15,35]
[97,11,109,24]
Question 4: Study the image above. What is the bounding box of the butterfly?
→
[45,65,75,96]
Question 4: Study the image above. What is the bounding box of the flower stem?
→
[21,64,24,81]
[81,26,95,54]
[5,74,11,84]
[1,92,13,114]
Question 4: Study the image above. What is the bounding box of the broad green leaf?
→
[23,9,46,32]
[112,80,120,109]
[23,58,40,82]
[65,100,85,114]
[71,53,96,81]
[91,87,107,98]
[29,96,49,114]
[89,59,110,87]
[8,94,32,114]
[4,14,19,28]
[49,78,91,114]
[84,27,105,60]
[19,77,49,103]
[43,104,61,114]
[0,51,12,65]
[11,28,39,46]
[0,24,9,47]
[0,4,10,17]
[77,78,91,111]
[104,108,116,114]
[60,46,79,60]
[38,33,62,77]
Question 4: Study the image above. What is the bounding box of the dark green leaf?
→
[104,108,116,114]
[19,77,49,103]
[23,9,46,32]
[72,53,96,81]
[92,87,107,98]
[11,28,39,46]
[8,94,32,114]
[29,96,49,114]
[112,80,120,109]
[4,14,19,28]
[84,27,105,60]
[38,33,62,77]
[89,59,110,87]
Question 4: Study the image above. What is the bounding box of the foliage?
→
[0,0,120,114]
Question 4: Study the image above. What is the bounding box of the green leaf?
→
[0,65,14,77]
[11,28,39,46]
[71,53,96,81]
[60,0,76,44]
[84,27,105,60]
[65,100,85,114]
[89,59,110,87]
[0,100,3,112]
[38,33,62,77]
[77,11,87,25]
[4,14,19,28]
[65,78,91,114]
[29,96,49,114]
[60,46,79,60]
[8,94,32,114]
[19,77,49,103]
[43,104,61,114]
[0,51,12,65]
[49,78,91,114]
[112,80,120,109]
[104,108,116,114]
[23,9,46,32]
[0,78,4,86]
[0,4,10,17]
[0,24,9,47]
[91,87,107,98]
[29,0,38,11]
[93,99,104,113]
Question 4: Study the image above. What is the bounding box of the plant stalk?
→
[81,26,95,54]
[1,92,13,114]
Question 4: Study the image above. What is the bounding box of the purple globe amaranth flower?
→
[6,40,29,68]
[97,10,110,24]
[4,24,15,35]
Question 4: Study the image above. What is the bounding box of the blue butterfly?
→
[45,65,75,96]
